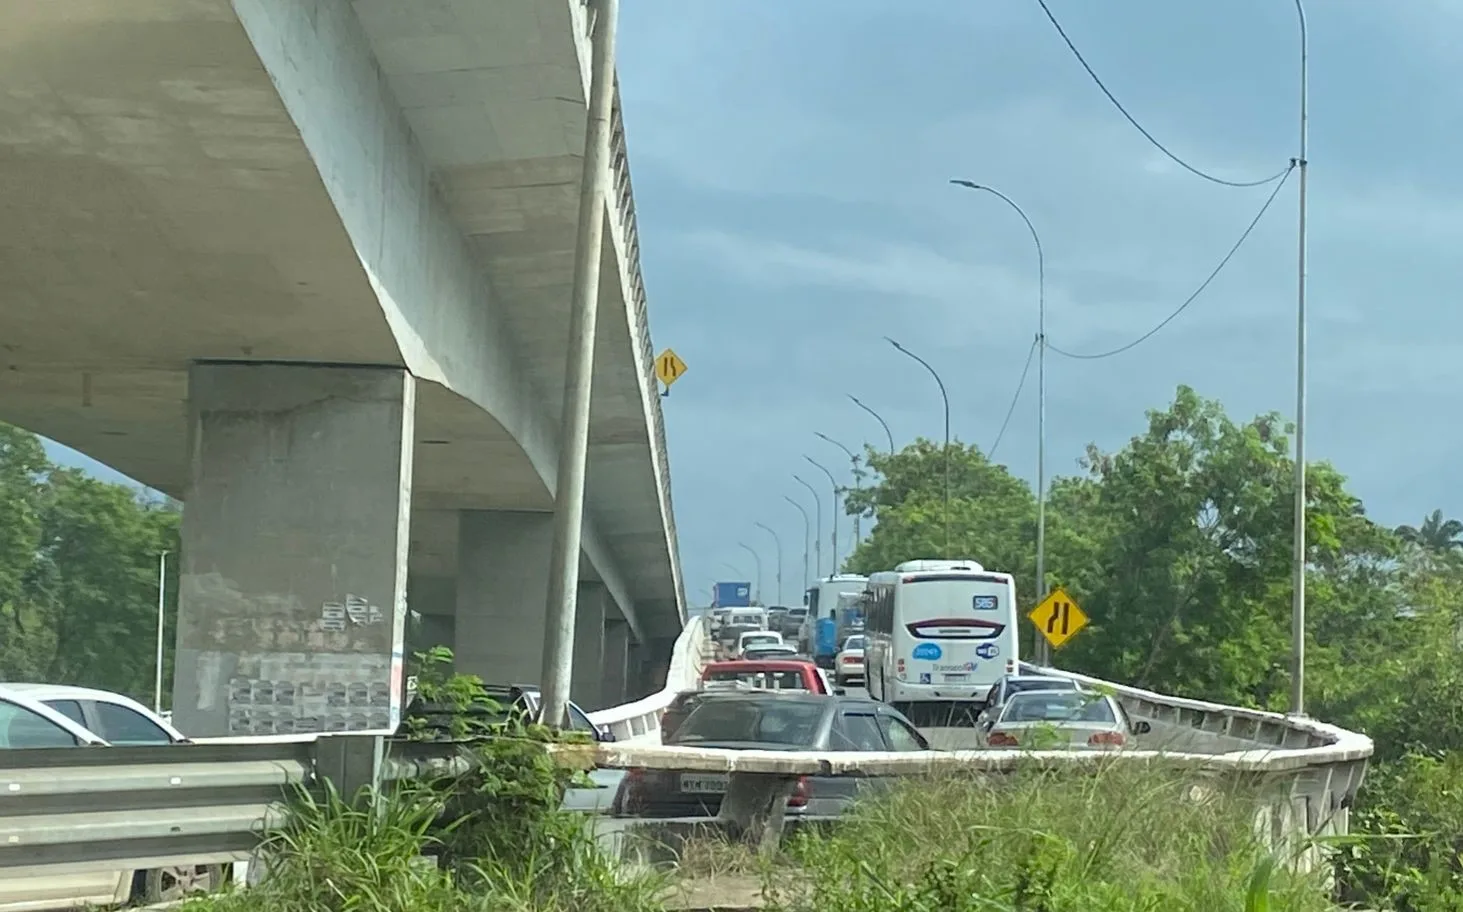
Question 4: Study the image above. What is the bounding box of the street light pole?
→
[885,337,951,552]
[804,455,841,573]
[793,475,824,580]
[539,0,620,728]
[154,551,169,715]
[783,495,811,594]
[815,432,862,546]
[754,522,784,605]
[848,394,895,454]
[1289,0,1310,717]
[950,179,1048,663]
[738,543,763,604]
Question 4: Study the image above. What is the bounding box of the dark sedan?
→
[614,692,930,818]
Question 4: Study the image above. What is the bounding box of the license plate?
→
[679,774,728,794]
[942,673,970,683]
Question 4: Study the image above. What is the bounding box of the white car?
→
[834,635,866,686]
[734,630,784,658]
[2,683,187,745]
[0,686,224,911]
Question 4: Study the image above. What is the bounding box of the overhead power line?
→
[1034,0,1291,189]
[1048,162,1296,361]
[989,336,1039,460]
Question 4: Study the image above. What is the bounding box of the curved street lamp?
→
[848,394,895,454]
[782,495,812,594]
[793,475,824,580]
[753,522,784,605]
[804,455,841,573]
[815,432,863,545]
[884,337,951,551]
[737,542,763,604]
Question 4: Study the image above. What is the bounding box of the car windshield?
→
[1001,693,1115,724]
[843,636,866,650]
[672,699,826,746]
[788,608,807,617]
[1007,678,1077,697]
[703,669,808,691]
[742,634,779,646]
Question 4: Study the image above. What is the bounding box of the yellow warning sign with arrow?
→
[1028,587,1088,649]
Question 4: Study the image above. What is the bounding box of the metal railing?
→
[586,614,712,743]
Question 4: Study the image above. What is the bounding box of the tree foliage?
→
[0,423,179,702]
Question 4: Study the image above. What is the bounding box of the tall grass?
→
[758,760,1339,912]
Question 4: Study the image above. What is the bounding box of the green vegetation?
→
[0,425,180,700]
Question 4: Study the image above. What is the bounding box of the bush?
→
[763,761,1336,912]
[181,648,666,912]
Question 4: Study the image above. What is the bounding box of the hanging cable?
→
[989,336,1039,460]
[1049,162,1295,361]
[1034,0,1291,189]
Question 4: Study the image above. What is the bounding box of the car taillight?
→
[787,776,811,808]
[1088,731,1126,748]
[988,731,1019,747]
[841,655,859,664]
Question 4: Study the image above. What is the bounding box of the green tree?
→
[1393,508,1463,553]
[0,425,51,681]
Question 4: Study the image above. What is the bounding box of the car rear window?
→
[1003,693,1115,724]
[1008,678,1077,697]
[672,699,826,746]
[703,669,808,691]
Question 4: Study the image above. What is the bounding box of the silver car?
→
[983,690,1150,750]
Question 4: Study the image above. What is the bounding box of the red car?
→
[698,659,830,695]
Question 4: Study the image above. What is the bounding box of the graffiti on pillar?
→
[319,595,385,632]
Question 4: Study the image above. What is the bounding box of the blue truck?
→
[712,581,752,608]
[803,574,868,668]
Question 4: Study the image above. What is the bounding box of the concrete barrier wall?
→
[586,615,710,744]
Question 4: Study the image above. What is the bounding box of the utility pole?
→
[154,551,169,715]
[539,0,619,728]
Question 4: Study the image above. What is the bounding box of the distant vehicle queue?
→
[707,558,1021,725]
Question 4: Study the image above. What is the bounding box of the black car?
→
[613,692,930,818]
[403,683,614,742]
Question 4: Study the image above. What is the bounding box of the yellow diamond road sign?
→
[1028,587,1088,649]
[655,348,688,388]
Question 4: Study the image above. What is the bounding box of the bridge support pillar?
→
[572,583,607,710]
[454,511,552,686]
[173,363,415,738]
[406,574,456,656]
[602,619,630,707]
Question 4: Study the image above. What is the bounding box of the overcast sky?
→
[46,1,1460,609]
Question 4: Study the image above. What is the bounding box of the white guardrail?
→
[585,614,711,744]
[0,633,1371,884]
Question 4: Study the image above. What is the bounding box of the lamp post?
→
[848,394,895,454]
[153,551,169,715]
[1289,0,1310,717]
[754,522,784,605]
[884,337,951,552]
[815,432,862,545]
[793,475,824,580]
[737,543,763,604]
[804,455,841,573]
[783,495,812,594]
[949,179,1048,663]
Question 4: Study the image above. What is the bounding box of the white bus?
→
[864,559,1019,725]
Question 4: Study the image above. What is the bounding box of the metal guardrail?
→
[586,614,711,743]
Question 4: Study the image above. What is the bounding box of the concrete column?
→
[173,363,415,738]
[406,575,456,656]
[454,511,552,685]
[602,619,630,707]
[571,583,607,709]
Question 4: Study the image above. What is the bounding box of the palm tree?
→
[1394,509,1463,552]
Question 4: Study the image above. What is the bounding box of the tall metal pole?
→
[885,338,951,552]
[804,456,841,573]
[815,432,862,545]
[793,475,824,580]
[539,0,619,727]
[783,495,811,594]
[754,522,784,605]
[154,551,168,715]
[738,542,763,604]
[950,180,1047,663]
[1290,0,1310,717]
[848,394,895,454]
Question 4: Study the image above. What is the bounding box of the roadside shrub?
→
[764,760,1337,912]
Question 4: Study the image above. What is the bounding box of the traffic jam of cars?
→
[613,564,1153,822]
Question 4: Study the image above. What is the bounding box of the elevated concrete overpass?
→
[0,0,683,733]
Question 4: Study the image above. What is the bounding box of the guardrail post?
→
[717,772,798,855]
[314,733,386,804]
